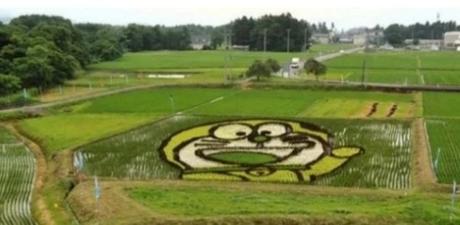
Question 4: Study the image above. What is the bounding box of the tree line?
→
[0,15,195,94]
[384,21,459,46]
[0,13,323,95]
[221,13,312,52]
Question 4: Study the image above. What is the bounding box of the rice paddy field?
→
[124,184,458,224]
[325,51,460,86]
[423,92,460,184]
[18,87,416,154]
[89,44,356,72]
[0,127,36,225]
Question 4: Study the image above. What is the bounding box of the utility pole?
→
[224,32,228,50]
[287,29,291,53]
[304,28,308,51]
[263,29,267,53]
[228,30,232,50]
[361,59,367,86]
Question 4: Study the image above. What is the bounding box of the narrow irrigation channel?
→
[0,127,37,225]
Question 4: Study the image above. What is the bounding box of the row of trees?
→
[245,58,326,81]
[226,13,311,52]
[123,24,191,52]
[0,15,196,94]
[0,13,324,95]
[384,21,459,46]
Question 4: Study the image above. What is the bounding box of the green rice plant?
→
[77,116,411,189]
[426,119,460,183]
[89,45,356,72]
[126,185,459,223]
[325,51,460,86]
[0,127,36,225]
[190,89,414,117]
[313,119,412,189]
[423,92,460,118]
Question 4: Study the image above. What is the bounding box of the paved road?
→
[315,47,364,62]
[283,47,364,76]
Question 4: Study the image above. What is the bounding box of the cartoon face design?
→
[161,120,362,183]
[176,122,328,169]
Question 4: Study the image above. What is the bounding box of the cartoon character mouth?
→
[196,147,309,166]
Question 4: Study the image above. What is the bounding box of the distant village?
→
[311,28,460,51]
[190,26,460,52]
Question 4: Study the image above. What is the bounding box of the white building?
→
[444,31,460,48]
[404,39,442,51]
[353,34,367,46]
[312,33,330,44]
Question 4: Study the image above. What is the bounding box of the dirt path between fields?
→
[3,123,55,225]
[412,118,437,190]
[1,83,222,115]
[416,55,425,85]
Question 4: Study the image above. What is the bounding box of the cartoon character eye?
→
[257,123,290,137]
[213,124,252,140]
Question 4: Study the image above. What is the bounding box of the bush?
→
[246,60,272,81]
[0,74,21,95]
[265,58,281,73]
[304,58,327,80]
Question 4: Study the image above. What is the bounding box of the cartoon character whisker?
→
[200,139,230,144]
[194,143,227,147]
[286,140,309,144]
[282,136,310,142]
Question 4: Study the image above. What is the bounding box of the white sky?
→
[2,0,460,29]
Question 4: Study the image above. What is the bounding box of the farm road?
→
[315,47,364,62]
[0,83,174,114]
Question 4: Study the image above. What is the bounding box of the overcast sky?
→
[3,0,460,30]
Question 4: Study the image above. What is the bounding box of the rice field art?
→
[161,119,363,183]
[76,116,412,189]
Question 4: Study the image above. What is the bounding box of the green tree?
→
[241,13,310,51]
[304,58,327,81]
[246,60,272,81]
[13,56,54,88]
[384,24,406,46]
[91,39,123,61]
[0,74,21,95]
[11,15,90,68]
[232,16,255,46]
[210,30,225,49]
[0,26,10,49]
[76,23,125,62]
[0,58,12,74]
[265,58,281,72]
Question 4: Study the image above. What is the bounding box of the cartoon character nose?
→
[251,135,269,143]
